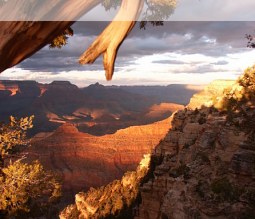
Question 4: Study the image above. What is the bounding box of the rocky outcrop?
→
[0,80,46,97]
[28,117,171,195]
[188,80,235,109]
[0,80,19,96]
[135,111,252,219]
[59,67,255,218]
[60,154,151,219]
[134,67,255,219]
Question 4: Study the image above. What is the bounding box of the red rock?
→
[28,118,172,194]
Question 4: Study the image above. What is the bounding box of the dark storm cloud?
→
[118,21,255,59]
[72,22,108,36]
[18,21,255,73]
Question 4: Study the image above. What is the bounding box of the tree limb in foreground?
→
[79,0,144,80]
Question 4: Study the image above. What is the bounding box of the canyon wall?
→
[60,154,151,219]
[28,117,172,194]
[135,69,255,219]
[0,80,185,135]
[61,67,255,218]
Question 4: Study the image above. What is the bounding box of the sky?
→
[2,0,255,21]
[1,1,255,86]
[81,0,255,22]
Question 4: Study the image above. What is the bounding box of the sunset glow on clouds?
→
[1,21,255,86]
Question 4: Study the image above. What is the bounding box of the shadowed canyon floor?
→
[0,80,199,135]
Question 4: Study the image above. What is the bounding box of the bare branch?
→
[79,0,144,80]
[0,0,102,72]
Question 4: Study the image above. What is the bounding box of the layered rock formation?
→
[61,66,255,218]
[0,80,19,96]
[135,67,255,219]
[0,80,185,135]
[0,80,45,97]
[28,117,171,195]
[60,154,151,219]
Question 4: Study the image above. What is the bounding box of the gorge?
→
[60,67,255,218]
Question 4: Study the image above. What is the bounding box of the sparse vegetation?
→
[101,0,176,30]
[0,160,61,217]
[183,139,196,149]
[102,0,121,10]
[49,27,73,49]
[242,188,255,208]
[0,116,34,165]
[60,155,151,219]
[0,116,61,218]
[239,209,255,219]
[246,33,255,49]
[198,116,206,125]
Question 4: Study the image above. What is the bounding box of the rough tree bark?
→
[0,0,143,80]
[0,0,101,72]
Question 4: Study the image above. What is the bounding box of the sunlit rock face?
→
[134,68,255,219]
[0,80,19,96]
[58,75,254,218]
[0,80,46,97]
[60,154,151,219]
[28,117,171,194]
[59,67,255,218]
[188,80,235,109]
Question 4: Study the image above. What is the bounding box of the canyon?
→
[1,79,201,203]
[3,73,254,219]
[0,80,195,135]
[135,69,255,219]
[61,67,255,218]
[28,117,172,195]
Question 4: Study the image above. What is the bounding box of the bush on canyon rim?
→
[0,116,61,217]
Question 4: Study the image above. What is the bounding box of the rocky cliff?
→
[188,80,235,109]
[135,67,255,219]
[60,66,255,218]
[28,117,171,196]
[0,80,46,97]
[60,154,151,219]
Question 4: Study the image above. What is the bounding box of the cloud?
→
[170,0,255,21]
[3,21,254,86]
[18,21,254,72]
[152,60,186,65]
[212,60,229,65]
[79,0,255,22]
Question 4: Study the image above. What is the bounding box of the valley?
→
[0,79,190,201]
[28,117,172,196]
[61,67,255,219]
[0,80,197,136]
